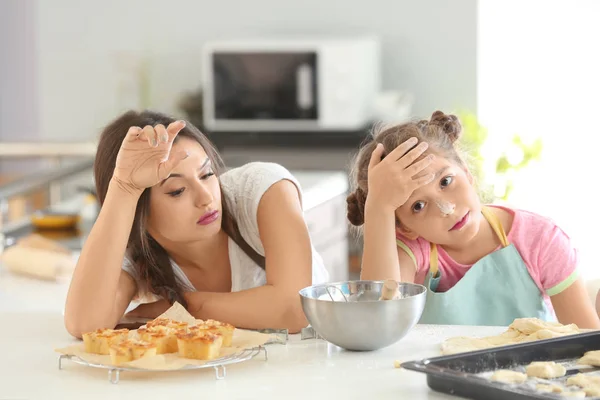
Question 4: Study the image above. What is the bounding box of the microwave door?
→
[213,52,318,122]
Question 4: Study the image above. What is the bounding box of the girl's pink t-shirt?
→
[397,205,579,300]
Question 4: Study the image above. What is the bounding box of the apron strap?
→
[396,239,418,267]
[481,206,509,247]
[430,242,440,277]
[429,206,509,276]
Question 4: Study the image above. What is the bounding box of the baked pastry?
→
[138,328,177,354]
[109,339,157,365]
[138,318,189,354]
[176,331,223,360]
[189,319,234,347]
[82,328,129,355]
[146,318,188,331]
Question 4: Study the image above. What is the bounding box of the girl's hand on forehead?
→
[112,120,190,193]
[366,137,435,212]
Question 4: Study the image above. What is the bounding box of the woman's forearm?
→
[185,285,307,333]
[64,179,140,336]
[359,200,401,281]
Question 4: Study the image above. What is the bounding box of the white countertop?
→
[0,310,505,400]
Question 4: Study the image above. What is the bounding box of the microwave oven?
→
[201,36,381,132]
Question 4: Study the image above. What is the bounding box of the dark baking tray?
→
[402,330,600,399]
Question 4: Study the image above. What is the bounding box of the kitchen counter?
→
[0,310,505,400]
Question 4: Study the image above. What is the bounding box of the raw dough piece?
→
[566,373,600,387]
[582,386,600,397]
[441,318,586,355]
[441,336,493,355]
[536,383,563,393]
[578,350,600,367]
[565,373,600,397]
[524,329,568,341]
[485,329,528,345]
[561,391,586,398]
[526,361,566,378]
[510,318,579,335]
[393,360,402,368]
[490,370,528,384]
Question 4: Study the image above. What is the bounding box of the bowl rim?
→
[298,279,427,304]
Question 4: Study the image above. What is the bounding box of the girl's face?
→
[395,155,482,246]
[147,137,222,244]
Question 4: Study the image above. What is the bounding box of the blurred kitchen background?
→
[1,0,600,311]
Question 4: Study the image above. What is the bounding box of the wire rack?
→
[58,346,268,384]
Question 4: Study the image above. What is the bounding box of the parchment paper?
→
[55,302,273,370]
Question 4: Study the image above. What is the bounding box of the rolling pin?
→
[0,245,75,281]
[379,279,401,300]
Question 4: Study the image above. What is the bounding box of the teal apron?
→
[410,207,555,326]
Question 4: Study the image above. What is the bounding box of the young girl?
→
[347,111,600,328]
[64,110,328,338]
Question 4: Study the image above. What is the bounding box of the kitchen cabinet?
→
[304,193,348,282]
[292,171,349,282]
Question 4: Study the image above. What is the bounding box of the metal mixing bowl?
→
[299,280,427,351]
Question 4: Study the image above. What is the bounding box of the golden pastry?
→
[190,319,235,347]
[82,328,129,355]
[138,327,178,354]
[176,331,223,360]
[109,339,157,365]
[146,318,188,333]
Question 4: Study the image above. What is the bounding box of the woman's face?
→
[147,137,222,244]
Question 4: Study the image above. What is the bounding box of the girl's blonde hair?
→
[347,110,468,226]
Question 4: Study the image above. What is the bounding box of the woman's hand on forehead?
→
[113,121,191,193]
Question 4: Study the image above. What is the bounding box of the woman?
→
[64,110,329,338]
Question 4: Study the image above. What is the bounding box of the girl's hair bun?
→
[346,189,366,226]
[430,110,462,143]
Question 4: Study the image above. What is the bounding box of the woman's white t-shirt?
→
[122,162,330,303]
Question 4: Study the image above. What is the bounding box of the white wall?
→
[33,0,477,141]
[0,0,40,173]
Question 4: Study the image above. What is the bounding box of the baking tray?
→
[402,330,600,399]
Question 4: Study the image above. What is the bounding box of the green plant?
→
[456,111,543,203]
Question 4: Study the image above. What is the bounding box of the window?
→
[478,0,600,278]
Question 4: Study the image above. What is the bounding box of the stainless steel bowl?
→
[299,280,427,351]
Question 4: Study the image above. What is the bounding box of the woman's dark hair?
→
[94,110,264,308]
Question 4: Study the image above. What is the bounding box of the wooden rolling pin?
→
[379,279,401,300]
[0,245,75,281]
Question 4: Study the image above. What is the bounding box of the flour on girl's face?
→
[436,200,456,216]
[395,157,481,246]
